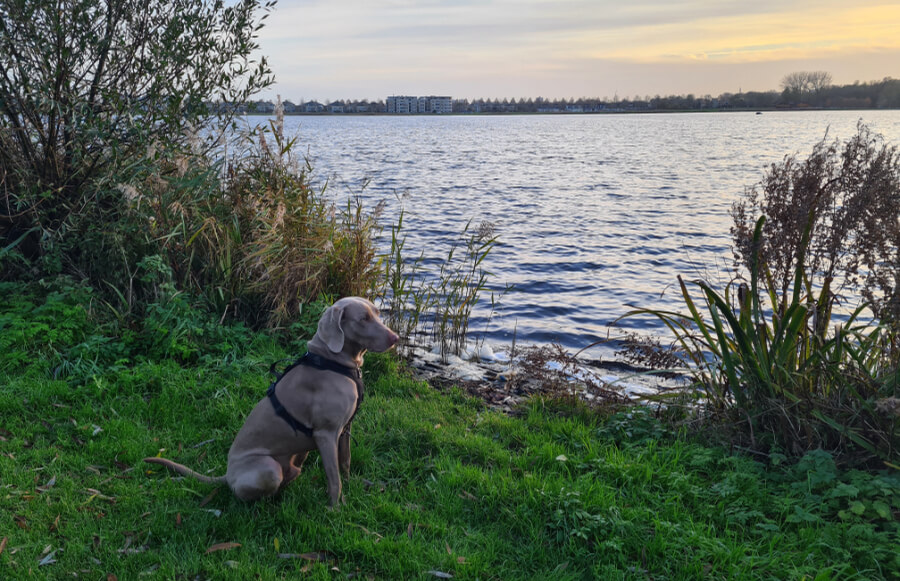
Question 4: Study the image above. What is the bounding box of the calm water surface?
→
[263,111,900,356]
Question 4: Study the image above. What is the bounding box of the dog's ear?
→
[318,303,346,352]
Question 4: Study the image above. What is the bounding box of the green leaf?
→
[871,501,891,520]
[786,505,821,524]
[826,483,859,499]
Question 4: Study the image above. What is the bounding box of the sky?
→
[256,0,900,102]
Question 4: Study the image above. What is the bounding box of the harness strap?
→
[266,352,364,437]
[267,381,314,437]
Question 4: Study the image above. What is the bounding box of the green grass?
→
[1,287,899,580]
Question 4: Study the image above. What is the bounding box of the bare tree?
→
[780,71,832,104]
[807,71,833,97]
[781,71,809,102]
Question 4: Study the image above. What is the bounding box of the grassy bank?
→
[1,284,898,580]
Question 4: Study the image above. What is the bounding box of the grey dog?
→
[145,297,399,506]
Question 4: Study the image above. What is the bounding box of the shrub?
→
[0,0,274,280]
[234,126,381,325]
[626,122,900,465]
[0,0,377,334]
[627,215,898,464]
[732,121,900,334]
[118,115,382,328]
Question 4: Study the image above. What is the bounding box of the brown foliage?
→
[732,122,900,329]
[511,345,630,409]
[121,113,381,327]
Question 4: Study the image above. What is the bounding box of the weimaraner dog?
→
[145,297,399,506]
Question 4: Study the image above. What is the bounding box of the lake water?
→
[260,111,900,357]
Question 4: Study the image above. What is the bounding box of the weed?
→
[614,330,685,370]
[594,408,676,445]
[511,344,631,409]
[0,279,93,372]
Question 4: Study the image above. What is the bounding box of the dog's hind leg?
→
[227,456,284,501]
[281,451,309,487]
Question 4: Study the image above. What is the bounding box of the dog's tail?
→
[144,457,227,484]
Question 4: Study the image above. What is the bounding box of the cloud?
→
[257,0,900,100]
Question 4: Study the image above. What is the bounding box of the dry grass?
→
[122,101,381,328]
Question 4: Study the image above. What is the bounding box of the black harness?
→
[266,352,364,438]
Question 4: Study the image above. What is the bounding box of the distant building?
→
[387,95,452,114]
[303,101,325,113]
[387,96,416,114]
[418,96,452,114]
[252,101,275,114]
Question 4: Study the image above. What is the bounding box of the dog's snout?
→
[387,330,399,347]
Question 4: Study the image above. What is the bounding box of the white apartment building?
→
[418,96,452,114]
[388,95,452,114]
[386,96,417,114]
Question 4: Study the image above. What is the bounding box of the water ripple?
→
[278,111,900,355]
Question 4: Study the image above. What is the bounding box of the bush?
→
[627,125,900,465]
[116,116,382,328]
[3,7,383,329]
[731,121,900,333]
[0,0,380,332]
[0,0,274,276]
[628,217,898,463]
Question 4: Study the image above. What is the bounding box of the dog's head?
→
[316,297,399,356]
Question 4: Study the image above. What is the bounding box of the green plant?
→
[732,122,900,337]
[113,106,382,329]
[545,489,613,545]
[0,0,274,265]
[380,209,428,355]
[429,220,502,360]
[379,213,506,361]
[624,216,898,463]
[224,122,382,326]
[0,279,94,372]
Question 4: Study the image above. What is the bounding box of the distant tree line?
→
[237,74,900,114]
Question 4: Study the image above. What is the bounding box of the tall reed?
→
[380,212,505,361]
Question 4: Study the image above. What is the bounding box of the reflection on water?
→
[252,111,900,355]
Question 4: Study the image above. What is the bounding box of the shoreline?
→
[244,106,895,118]
[401,342,689,414]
